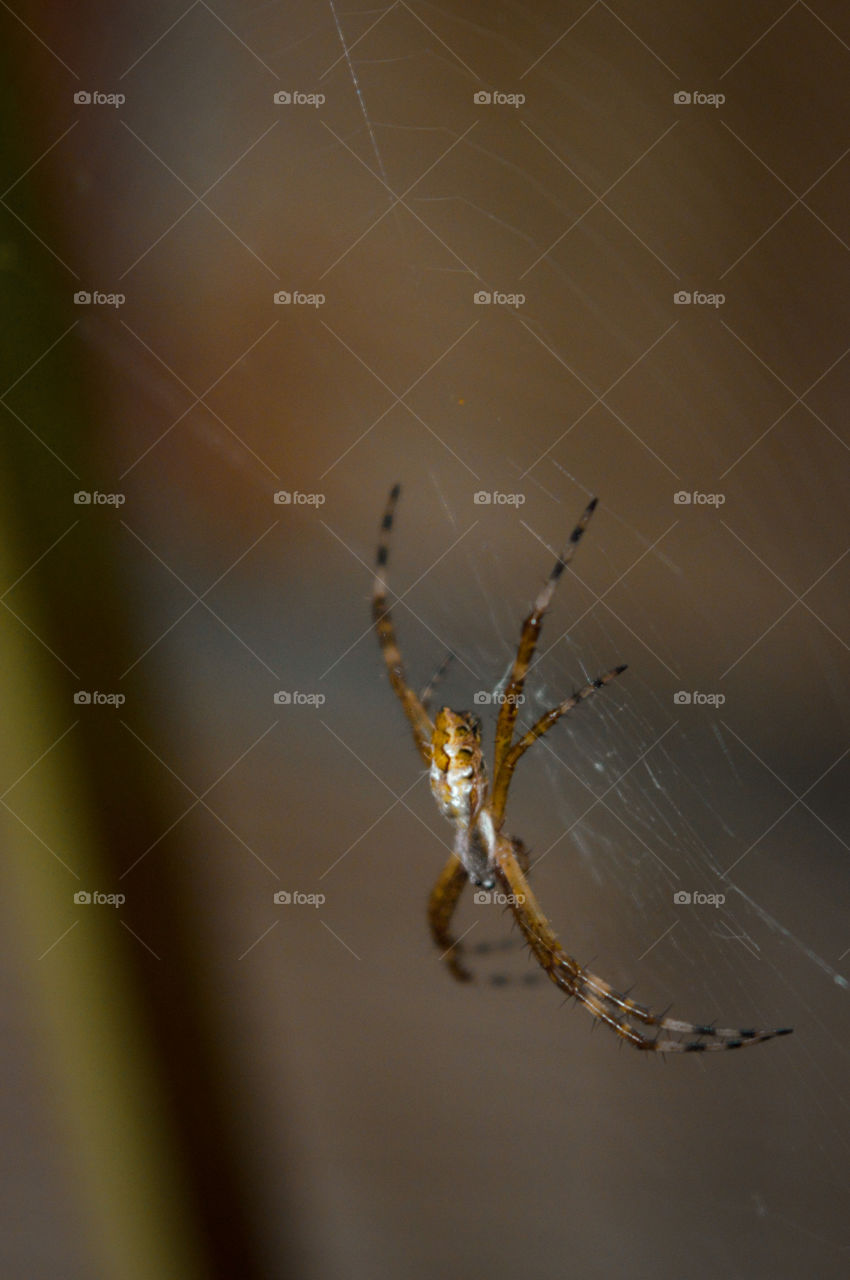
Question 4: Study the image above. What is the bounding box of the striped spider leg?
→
[372,485,793,1053]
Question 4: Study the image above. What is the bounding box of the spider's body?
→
[429,708,495,887]
[373,484,793,1055]
[429,708,485,824]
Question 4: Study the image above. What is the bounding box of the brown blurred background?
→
[1,3,848,1278]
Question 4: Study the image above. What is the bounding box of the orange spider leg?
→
[419,651,455,712]
[372,483,434,764]
[490,664,627,825]
[492,497,599,780]
[427,854,471,981]
[493,838,792,1052]
[428,838,531,983]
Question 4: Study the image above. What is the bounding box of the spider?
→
[372,484,793,1054]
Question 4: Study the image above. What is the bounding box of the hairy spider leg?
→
[494,837,793,1053]
[492,497,599,781]
[372,483,434,764]
[490,664,627,825]
[419,651,455,712]
[428,837,530,983]
[427,854,470,980]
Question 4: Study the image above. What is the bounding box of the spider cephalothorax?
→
[372,484,792,1055]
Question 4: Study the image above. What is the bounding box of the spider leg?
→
[493,498,598,781]
[570,969,792,1052]
[492,837,793,1053]
[373,484,434,764]
[419,651,455,712]
[428,838,531,982]
[491,664,627,824]
[428,853,471,981]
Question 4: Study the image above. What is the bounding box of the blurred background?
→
[1,3,848,1277]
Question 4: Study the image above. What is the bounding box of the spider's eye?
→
[456,747,473,760]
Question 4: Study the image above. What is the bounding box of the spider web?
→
[433,462,847,997]
[54,1,849,1275]
[309,4,850,1275]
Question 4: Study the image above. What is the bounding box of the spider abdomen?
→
[429,707,488,825]
[429,708,496,885]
